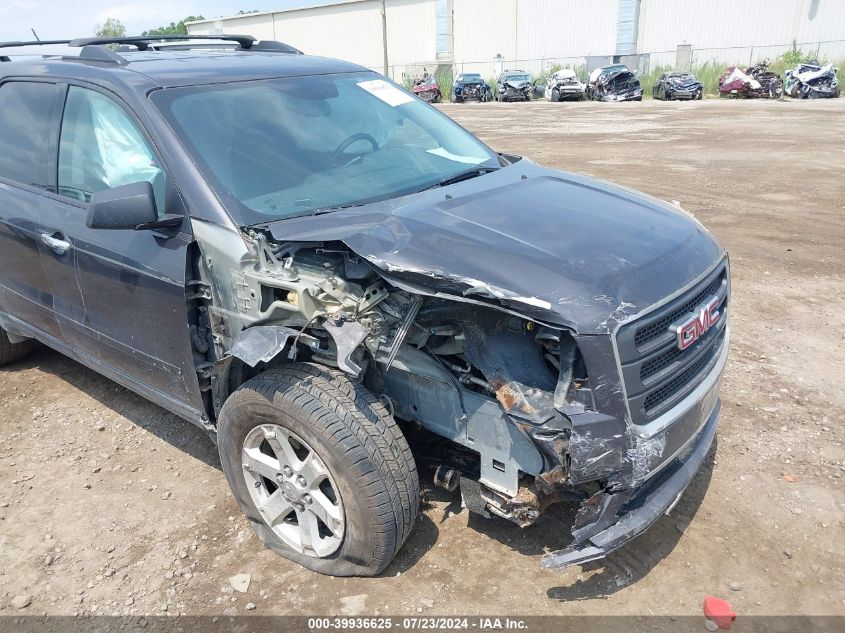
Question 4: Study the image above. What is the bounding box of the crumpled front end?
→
[596,72,642,101]
[535,260,730,568]
[192,161,730,572]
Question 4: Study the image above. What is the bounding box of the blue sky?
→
[2,1,338,42]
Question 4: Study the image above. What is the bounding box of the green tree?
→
[142,16,205,37]
[95,18,126,38]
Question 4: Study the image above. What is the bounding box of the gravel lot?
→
[1,98,843,619]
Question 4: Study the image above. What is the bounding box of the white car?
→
[544,68,585,101]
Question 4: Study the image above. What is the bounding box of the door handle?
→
[40,233,71,256]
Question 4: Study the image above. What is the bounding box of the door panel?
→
[0,186,66,339]
[52,85,204,412]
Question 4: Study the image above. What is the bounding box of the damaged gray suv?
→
[0,36,729,576]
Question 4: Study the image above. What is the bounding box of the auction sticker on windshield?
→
[357,79,414,107]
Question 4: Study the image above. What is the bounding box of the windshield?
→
[600,65,629,78]
[504,74,530,82]
[151,72,498,224]
[669,73,694,80]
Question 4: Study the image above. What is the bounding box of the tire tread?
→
[220,362,419,574]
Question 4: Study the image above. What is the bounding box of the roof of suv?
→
[0,47,368,90]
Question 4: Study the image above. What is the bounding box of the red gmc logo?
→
[673,296,721,350]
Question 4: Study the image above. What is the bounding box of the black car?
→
[653,72,704,100]
[587,64,643,101]
[452,72,493,102]
[0,35,729,577]
[495,70,534,102]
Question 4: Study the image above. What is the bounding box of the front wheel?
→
[551,88,560,102]
[218,363,420,576]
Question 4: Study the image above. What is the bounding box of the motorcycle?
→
[746,60,783,98]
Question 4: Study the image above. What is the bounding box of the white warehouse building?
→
[186,0,845,80]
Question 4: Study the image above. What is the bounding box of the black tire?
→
[0,328,31,366]
[218,363,419,577]
[696,89,703,100]
[551,88,560,102]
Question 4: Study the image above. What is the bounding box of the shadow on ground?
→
[414,441,716,601]
[3,344,221,470]
[5,345,716,587]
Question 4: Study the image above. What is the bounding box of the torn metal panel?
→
[322,313,369,377]
[378,346,543,497]
[541,401,719,570]
[228,325,301,367]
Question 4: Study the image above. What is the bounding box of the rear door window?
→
[0,81,58,190]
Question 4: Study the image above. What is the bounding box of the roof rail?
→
[0,39,73,49]
[0,34,303,65]
[0,39,72,61]
[69,34,258,51]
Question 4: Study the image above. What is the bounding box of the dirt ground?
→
[1,98,843,620]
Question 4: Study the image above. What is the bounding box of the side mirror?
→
[86,181,183,231]
[87,181,158,230]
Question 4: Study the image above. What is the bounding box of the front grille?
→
[634,273,725,349]
[643,328,724,413]
[616,261,729,425]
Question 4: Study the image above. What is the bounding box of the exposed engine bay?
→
[187,161,729,570]
[194,228,596,530]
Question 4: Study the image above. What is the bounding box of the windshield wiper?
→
[424,166,499,191]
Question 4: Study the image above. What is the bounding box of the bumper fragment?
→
[541,399,719,570]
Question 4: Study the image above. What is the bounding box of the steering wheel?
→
[331,133,379,167]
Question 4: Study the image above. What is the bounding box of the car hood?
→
[265,161,723,334]
[606,70,638,86]
[504,80,529,90]
[669,78,701,89]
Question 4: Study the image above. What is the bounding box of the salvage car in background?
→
[746,61,783,98]
[719,63,782,98]
[544,68,585,101]
[452,72,493,102]
[496,70,534,102]
[652,72,703,100]
[587,64,642,101]
[718,66,762,98]
[785,62,840,98]
[0,35,730,578]
[412,76,442,103]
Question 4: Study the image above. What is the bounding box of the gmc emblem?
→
[673,296,721,350]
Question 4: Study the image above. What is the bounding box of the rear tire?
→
[0,328,31,366]
[218,363,419,577]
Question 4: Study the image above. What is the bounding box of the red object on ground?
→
[704,595,737,630]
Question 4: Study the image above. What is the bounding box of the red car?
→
[412,76,442,103]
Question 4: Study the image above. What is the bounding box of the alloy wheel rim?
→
[241,424,345,558]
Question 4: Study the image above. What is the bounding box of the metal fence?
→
[376,39,845,84]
